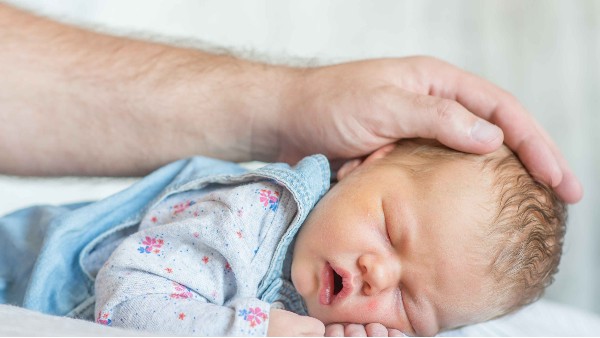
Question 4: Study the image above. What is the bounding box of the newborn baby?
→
[291,140,566,335]
[94,139,566,336]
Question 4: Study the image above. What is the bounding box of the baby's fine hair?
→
[483,148,566,314]
[393,140,567,316]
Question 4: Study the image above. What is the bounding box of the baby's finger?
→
[387,329,407,337]
[364,323,388,336]
[325,324,345,337]
[344,324,368,337]
[299,316,325,336]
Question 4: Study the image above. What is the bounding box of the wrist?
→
[248,64,304,162]
[155,52,301,163]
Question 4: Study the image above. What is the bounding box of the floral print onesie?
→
[95,180,297,336]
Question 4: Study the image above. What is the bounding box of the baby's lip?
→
[319,262,353,306]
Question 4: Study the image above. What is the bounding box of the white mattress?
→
[1,299,599,336]
[442,299,600,336]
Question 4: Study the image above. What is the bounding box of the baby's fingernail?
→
[470,120,502,144]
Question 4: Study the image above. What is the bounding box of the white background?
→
[2,0,599,316]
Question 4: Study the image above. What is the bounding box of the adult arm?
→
[0,4,581,203]
[0,3,288,176]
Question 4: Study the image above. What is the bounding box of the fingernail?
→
[471,120,502,143]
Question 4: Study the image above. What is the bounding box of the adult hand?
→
[325,323,405,337]
[278,56,582,203]
[267,308,325,336]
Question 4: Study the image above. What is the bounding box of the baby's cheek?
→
[367,299,379,311]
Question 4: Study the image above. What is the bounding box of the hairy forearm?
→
[0,4,295,176]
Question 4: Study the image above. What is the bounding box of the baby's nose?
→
[358,253,400,296]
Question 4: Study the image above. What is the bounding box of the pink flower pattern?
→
[258,189,279,211]
[138,235,164,254]
[113,182,284,332]
[172,200,196,215]
[170,282,194,299]
[238,307,268,327]
[96,311,112,326]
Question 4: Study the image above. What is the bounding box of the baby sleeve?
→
[94,199,273,336]
[95,273,271,336]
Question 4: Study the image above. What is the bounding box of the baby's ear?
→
[336,159,362,181]
[336,144,396,181]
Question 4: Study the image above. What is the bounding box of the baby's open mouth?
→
[333,269,343,295]
[320,262,352,305]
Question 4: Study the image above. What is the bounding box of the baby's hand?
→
[267,308,325,336]
[325,323,406,337]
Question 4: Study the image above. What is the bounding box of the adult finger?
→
[380,91,504,154]
[552,168,583,204]
[488,114,581,203]
[364,323,388,336]
[325,324,345,337]
[489,100,581,202]
[531,118,583,203]
[434,67,582,203]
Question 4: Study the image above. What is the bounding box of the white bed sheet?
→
[442,299,600,336]
[0,304,143,336]
[0,299,599,336]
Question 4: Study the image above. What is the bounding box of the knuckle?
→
[434,99,460,121]
[502,91,521,109]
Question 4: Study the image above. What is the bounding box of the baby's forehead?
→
[380,141,517,221]
[384,143,517,185]
[389,141,512,161]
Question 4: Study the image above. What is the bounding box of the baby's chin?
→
[302,301,336,325]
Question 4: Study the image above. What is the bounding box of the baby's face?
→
[291,145,499,336]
